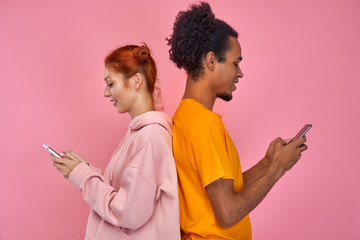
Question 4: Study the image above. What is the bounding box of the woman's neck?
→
[128,92,155,119]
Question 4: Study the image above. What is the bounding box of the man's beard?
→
[217,92,232,102]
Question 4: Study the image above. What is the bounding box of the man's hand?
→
[268,136,308,177]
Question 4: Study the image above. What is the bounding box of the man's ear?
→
[205,51,216,71]
[131,73,143,90]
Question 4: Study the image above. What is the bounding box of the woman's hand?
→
[50,150,86,179]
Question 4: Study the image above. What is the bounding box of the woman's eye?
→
[107,83,113,87]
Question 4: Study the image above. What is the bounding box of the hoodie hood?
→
[129,111,173,135]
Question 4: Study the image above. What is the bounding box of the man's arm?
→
[205,137,308,228]
[242,136,288,187]
[242,157,270,187]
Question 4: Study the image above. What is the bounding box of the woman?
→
[50,44,180,240]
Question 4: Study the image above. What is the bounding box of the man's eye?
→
[107,83,113,87]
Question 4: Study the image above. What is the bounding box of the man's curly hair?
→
[166,2,238,80]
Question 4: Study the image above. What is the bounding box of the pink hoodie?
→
[68,111,180,240]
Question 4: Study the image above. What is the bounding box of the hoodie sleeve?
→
[68,134,161,229]
[88,163,103,174]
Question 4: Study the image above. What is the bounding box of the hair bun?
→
[135,44,151,63]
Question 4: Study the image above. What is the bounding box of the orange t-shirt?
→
[173,99,251,240]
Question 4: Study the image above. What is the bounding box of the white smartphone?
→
[43,144,63,158]
[289,124,312,143]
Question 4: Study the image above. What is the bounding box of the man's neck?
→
[182,76,216,111]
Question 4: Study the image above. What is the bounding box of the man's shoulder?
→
[174,107,221,130]
[174,110,224,142]
[174,99,222,126]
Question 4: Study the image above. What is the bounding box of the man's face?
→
[214,36,243,101]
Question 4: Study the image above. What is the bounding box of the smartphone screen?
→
[43,144,62,158]
[291,124,312,142]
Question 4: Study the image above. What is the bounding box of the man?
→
[167,2,308,240]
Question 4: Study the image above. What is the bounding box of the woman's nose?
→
[104,86,110,97]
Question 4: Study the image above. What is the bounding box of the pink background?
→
[1,0,359,239]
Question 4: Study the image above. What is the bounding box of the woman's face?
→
[103,67,136,114]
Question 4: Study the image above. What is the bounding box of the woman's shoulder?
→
[127,122,173,174]
[130,111,172,133]
[133,122,171,145]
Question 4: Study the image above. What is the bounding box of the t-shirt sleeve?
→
[189,116,234,188]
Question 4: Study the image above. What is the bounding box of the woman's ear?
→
[131,73,143,90]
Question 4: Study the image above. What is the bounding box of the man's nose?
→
[237,68,244,78]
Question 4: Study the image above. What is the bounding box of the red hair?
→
[105,44,159,101]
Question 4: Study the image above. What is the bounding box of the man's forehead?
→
[227,37,242,59]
